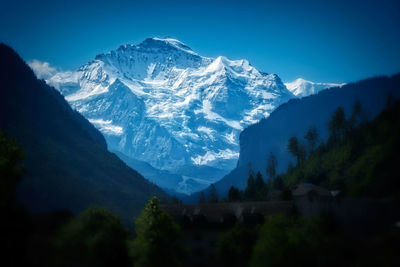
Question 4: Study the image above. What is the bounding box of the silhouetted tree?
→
[266,152,277,179]
[228,186,242,202]
[130,197,184,267]
[198,192,206,203]
[287,161,294,173]
[255,171,267,200]
[298,142,307,166]
[272,175,284,191]
[304,126,319,152]
[328,107,347,144]
[208,184,218,203]
[244,173,256,200]
[288,136,307,166]
[349,101,364,130]
[287,136,300,162]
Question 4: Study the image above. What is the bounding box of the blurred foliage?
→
[0,130,24,208]
[250,215,323,267]
[129,197,185,267]
[0,131,30,267]
[248,214,400,267]
[217,222,258,267]
[54,207,129,267]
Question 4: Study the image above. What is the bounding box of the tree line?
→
[215,98,400,203]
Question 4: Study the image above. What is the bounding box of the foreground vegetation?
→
[2,99,400,267]
[217,214,400,267]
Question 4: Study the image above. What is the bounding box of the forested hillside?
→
[0,44,166,222]
[206,74,400,198]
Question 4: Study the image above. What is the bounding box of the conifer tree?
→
[244,173,256,200]
[208,184,218,203]
[304,126,319,152]
[288,137,299,160]
[130,197,184,267]
[228,186,242,202]
[199,192,206,203]
[266,152,277,180]
[255,171,267,200]
[328,107,347,144]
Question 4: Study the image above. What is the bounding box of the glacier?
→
[30,37,298,194]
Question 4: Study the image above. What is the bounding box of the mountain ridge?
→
[0,43,166,222]
[31,37,295,194]
[285,78,345,98]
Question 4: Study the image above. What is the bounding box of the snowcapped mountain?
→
[30,37,295,194]
[285,78,345,98]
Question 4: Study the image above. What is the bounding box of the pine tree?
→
[288,137,299,159]
[228,186,242,202]
[199,192,206,203]
[130,197,184,267]
[328,107,347,144]
[304,126,319,152]
[349,101,366,130]
[266,152,277,180]
[288,136,307,166]
[255,171,267,200]
[208,184,218,203]
[244,173,256,201]
[287,161,294,173]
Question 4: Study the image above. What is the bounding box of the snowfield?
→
[30,37,335,194]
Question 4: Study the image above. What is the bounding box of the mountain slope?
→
[285,78,344,98]
[199,74,400,198]
[0,43,166,222]
[36,37,295,194]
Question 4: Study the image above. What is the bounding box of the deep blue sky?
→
[1,0,399,83]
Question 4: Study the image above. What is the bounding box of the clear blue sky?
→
[1,0,399,83]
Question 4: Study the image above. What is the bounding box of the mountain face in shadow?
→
[194,74,400,199]
[0,43,166,222]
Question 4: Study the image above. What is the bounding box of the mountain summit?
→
[285,78,344,98]
[32,37,295,194]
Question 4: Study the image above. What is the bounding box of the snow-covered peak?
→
[285,78,345,98]
[149,37,198,55]
[32,37,295,194]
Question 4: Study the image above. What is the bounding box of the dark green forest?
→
[278,100,400,198]
[227,99,400,202]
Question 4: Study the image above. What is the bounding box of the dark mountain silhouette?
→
[0,43,166,222]
[190,74,400,200]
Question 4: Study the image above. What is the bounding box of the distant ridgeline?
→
[0,43,167,223]
[194,73,400,199]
